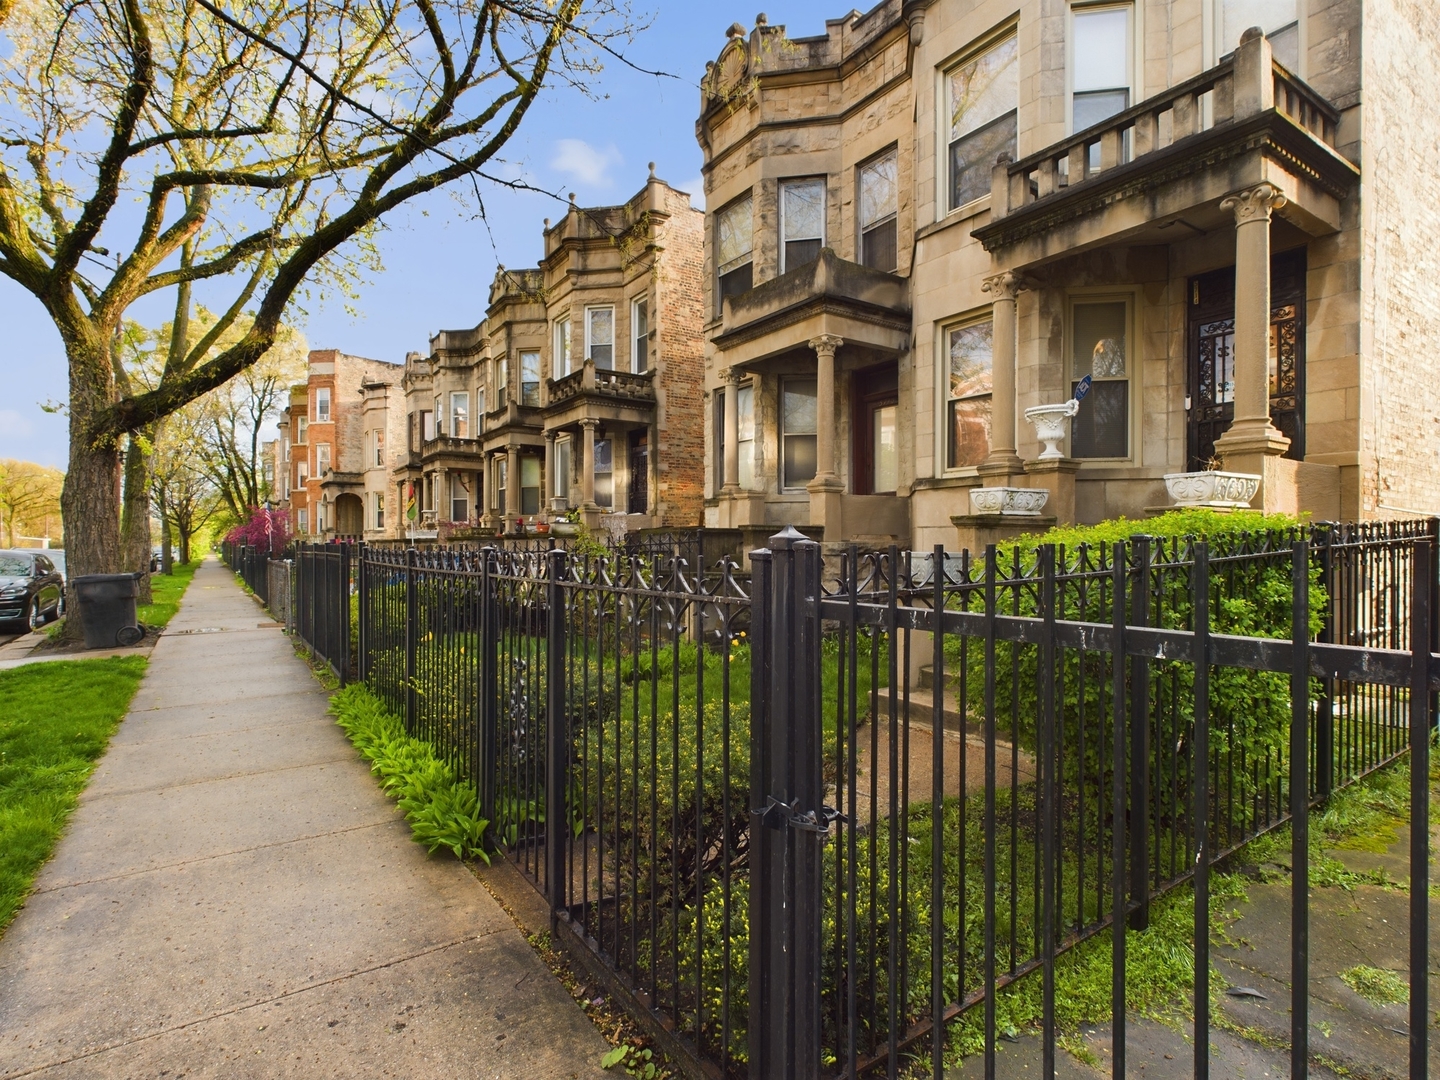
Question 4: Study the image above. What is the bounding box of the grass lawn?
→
[137,558,201,629]
[0,656,148,933]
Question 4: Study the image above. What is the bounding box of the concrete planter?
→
[969,486,1050,517]
[1023,400,1080,460]
[1163,470,1260,508]
[550,521,582,538]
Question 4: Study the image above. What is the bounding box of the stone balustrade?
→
[547,361,656,407]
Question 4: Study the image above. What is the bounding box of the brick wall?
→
[655,186,707,528]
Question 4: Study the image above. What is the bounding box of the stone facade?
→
[276,349,404,540]
[697,0,1435,550]
[388,171,706,539]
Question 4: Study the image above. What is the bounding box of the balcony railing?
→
[420,435,485,459]
[990,34,1340,222]
[548,360,656,407]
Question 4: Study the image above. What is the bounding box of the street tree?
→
[0,0,638,597]
[0,459,64,547]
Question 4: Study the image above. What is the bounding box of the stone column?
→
[722,368,740,493]
[807,335,844,491]
[506,445,521,521]
[543,430,558,512]
[1213,181,1294,512]
[979,271,1025,485]
[435,466,450,524]
[1217,181,1290,450]
[580,419,600,510]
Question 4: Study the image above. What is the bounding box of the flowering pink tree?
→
[225,506,291,556]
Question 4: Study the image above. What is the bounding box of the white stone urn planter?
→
[1162,470,1261,509]
[969,486,1050,517]
[1023,400,1080,460]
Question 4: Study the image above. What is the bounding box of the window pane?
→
[1221,0,1297,51]
[862,218,898,272]
[556,439,571,502]
[1267,21,1299,68]
[949,321,994,399]
[784,238,822,271]
[593,439,613,508]
[1073,7,1129,93]
[718,196,754,272]
[719,263,753,302]
[521,352,540,405]
[873,405,898,493]
[948,396,992,469]
[1072,302,1127,377]
[633,299,648,372]
[1073,88,1130,133]
[781,179,825,242]
[859,152,897,228]
[589,308,613,346]
[782,378,817,434]
[737,384,755,490]
[950,36,1018,141]
[950,111,1017,209]
[1071,379,1129,457]
[450,392,468,438]
[521,456,541,516]
[784,435,817,488]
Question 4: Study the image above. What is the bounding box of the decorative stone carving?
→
[981,270,1025,301]
[1220,182,1287,225]
[1023,400,1080,460]
[807,334,843,358]
[969,486,1049,517]
[1163,471,1261,508]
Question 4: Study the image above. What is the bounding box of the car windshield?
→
[0,555,32,575]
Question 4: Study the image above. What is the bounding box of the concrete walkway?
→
[0,558,610,1079]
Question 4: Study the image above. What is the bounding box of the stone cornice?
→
[710,295,911,353]
[971,110,1359,254]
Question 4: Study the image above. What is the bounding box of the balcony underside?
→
[713,249,910,368]
[973,111,1359,269]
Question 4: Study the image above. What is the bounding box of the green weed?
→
[1339,965,1408,1005]
[329,685,491,861]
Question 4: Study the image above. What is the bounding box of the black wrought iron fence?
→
[351,520,1438,1080]
[294,542,352,684]
[222,541,272,604]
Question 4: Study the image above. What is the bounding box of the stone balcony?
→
[544,361,657,429]
[971,33,1359,267]
[711,247,910,368]
[419,435,486,465]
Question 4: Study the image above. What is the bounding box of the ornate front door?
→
[1187,248,1306,470]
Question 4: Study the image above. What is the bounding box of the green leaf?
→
[600,1046,628,1070]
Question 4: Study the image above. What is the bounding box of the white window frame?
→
[553,318,571,379]
[434,395,444,435]
[1065,290,1137,463]
[314,387,330,422]
[778,177,826,274]
[585,306,615,369]
[373,428,384,468]
[295,416,308,444]
[315,443,330,474]
[779,376,819,492]
[737,381,755,490]
[477,387,486,420]
[555,436,572,506]
[715,193,755,310]
[373,492,385,530]
[297,508,308,534]
[857,147,899,273]
[520,351,541,406]
[631,297,649,373]
[297,461,309,485]
[1204,0,1303,75]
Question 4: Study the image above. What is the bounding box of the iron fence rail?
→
[341,520,1437,1080]
[293,542,351,684]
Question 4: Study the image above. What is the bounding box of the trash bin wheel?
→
[116,624,144,647]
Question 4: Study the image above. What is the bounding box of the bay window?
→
[859,149,898,272]
[632,298,649,373]
[716,194,754,304]
[521,351,541,406]
[779,178,825,272]
[314,387,330,421]
[450,392,469,439]
[553,318,571,379]
[586,308,614,369]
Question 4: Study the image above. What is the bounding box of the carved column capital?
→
[720,366,740,386]
[982,270,1027,301]
[1221,182,1287,225]
[579,417,601,431]
[807,334,843,358]
[542,429,557,443]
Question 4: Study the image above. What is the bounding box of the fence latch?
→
[756,795,846,833]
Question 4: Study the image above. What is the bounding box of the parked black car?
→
[0,550,65,631]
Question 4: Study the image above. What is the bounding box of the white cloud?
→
[550,139,623,189]
[677,177,706,210]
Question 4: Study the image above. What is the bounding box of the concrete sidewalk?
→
[0,557,610,1079]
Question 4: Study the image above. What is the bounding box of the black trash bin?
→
[73,573,145,649]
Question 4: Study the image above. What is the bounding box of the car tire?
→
[28,597,43,632]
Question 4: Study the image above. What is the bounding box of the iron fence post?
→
[1289,541,1310,1079]
[544,547,568,922]
[746,544,772,1080]
[1410,537,1432,1079]
[479,546,498,829]
[338,542,350,687]
[405,546,418,736]
[1315,524,1335,799]
[1129,534,1152,930]
[1192,540,1211,1080]
[1109,540,1129,1079]
[357,543,369,683]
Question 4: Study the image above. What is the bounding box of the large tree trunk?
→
[120,432,153,602]
[59,330,122,641]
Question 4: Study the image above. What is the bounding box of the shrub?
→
[224,505,290,556]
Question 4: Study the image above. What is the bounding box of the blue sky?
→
[0,2,843,470]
